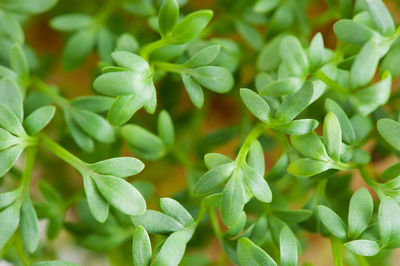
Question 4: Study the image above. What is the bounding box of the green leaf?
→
[0,202,20,250]
[23,106,55,135]
[291,132,329,161]
[279,226,297,266]
[184,44,220,68]
[0,78,23,121]
[71,96,113,113]
[323,112,341,161]
[350,114,372,141]
[333,20,372,45]
[267,153,289,181]
[288,158,331,177]
[275,119,318,135]
[348,188,373,239]
[20,196,39,253]
[259,77,302,97]
[121,124,166,160]
[64,111,94,153]
[280,36,309,76]
[253,0,279,13]
[378,197,400,248]
[224,211,246,238]
[0,127,19,151]
[237,237,277,266]
[38,180,62,203]
[191,66,234,93]
[111,51,151,73]
[325,99,356,144]
[274,81,313,124]
[235,21,263,50]
[50,13,93,31]
[88,157,144,178]
[240,88,270,124]
[181,74,204,108]
[168,10,213,44]
[308,32,324,71]
[116,33,139,53]
[132,226,152,266]
[0,104,25,136]
[382,162,400,181]
[364,0,395,35]
[158,110,175,146]
[352,72,392,115]
[257,35,283,72]
[0,190,19,209]
[72,109,115,143]
[10,44,28,77]
[248,140,265,177]
[0,145,24,177]
[350,40,380,90]
[62,29,96,70]
[97,27,115,62]
[33,260,80,266]
[82,175,109,223]
[242,165,272,203]
[132,210,184,234]
[272,209,312,224]
[93,174,146,216]
[152,230,188,266]
[193,163,235,195]
[93,71,150,96]
[378,119,400,151]
[160,198,194,227]
[107,95,145,126]
[221,170,245,226]
[204,153,233,169]
[344,240,380,256]
[318,205,347,241]
[158,0,179,38]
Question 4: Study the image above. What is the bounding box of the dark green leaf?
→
[193,163,235,195]
[160,198,194,227]
[204,153,233,169]
[288,158,331,177]
[378,119,400,151]
[62,29,96,70]
[158,0,179,38]
[20,196,39,253]
[72,109,115,143]
[275,119,318,135]
[82,175,109,223]
[259,77,302,97]
[242,165,272,203]
[88,157,144,178]
[240,88,270,124]
[325,99,356,144]
[248,140,265,177]
[291,132,329,161]
[280,36,309,76]
[71,96,113,113]
[158,110,175,146]
[333,20,372,45]
[184,44,220,68]
[152,230,188,266]
[181,74,204,108]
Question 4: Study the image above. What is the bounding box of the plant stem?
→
[313,69,349,95]
[33,77,70,110]
[19,146,37,194]
[358,165,380,191]
[330,237,344,266]
[235,123,267,166]
[139,39,168,61]
[152,61,186,74]
[355,254,370,266]
[40,134,86,173]
[208,208,223,238]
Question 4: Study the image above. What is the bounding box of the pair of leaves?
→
[64,97,115,153]
[82,157,146,223]
[133,225,191,266]
[158,0,213,45]
[0,193,39,253]
[241,82,317,135]
[94,51,156,126]
[288,112,342,177]
[131,198,194,234]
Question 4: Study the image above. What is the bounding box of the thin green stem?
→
[208,208,223,238]
[235,123,267,166]
[330,237,344,266]
[313,69,349,95]
[195,204,206,226]
[274,131,297,161]
[33,77,70,110]
[139,39,168,61]
[153,61,187,74]
[355,254,370,266]
[358,165,381,192]
[18,146,38,194]
[40,134,86,173]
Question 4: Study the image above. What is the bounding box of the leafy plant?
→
[1,0,400,265]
